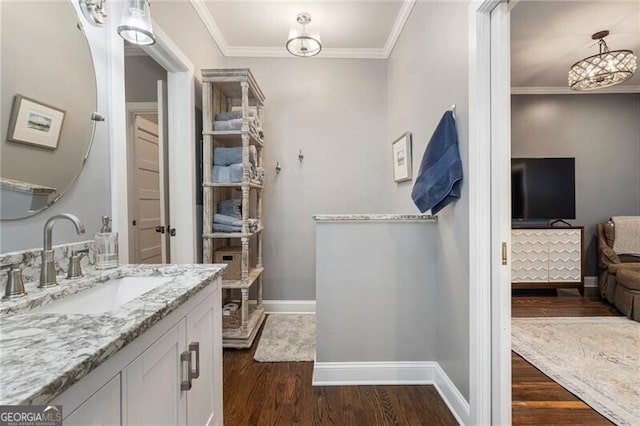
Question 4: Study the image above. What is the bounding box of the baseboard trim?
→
[261,300,316,314]
[312,361,470,425]
[584,276,597,288]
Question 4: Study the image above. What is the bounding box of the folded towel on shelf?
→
[213,163,243,183]
[214,119,243,131]
[213,213,258,227]
[213,147,241,166]
[231,106,257,118]
[213,223,242,233]
[215,111,242,121]
[213,146,257,167]
[212,216,259,233]
[218,199,242,218]
[411,110,462,214]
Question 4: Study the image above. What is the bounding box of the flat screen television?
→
[511,158,576,221]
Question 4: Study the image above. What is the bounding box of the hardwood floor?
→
[223,288,623,425]
[223,323,457,426]
[511,287,623,425]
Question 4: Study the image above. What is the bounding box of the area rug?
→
[254,314,315,362]
[512,317,640,426]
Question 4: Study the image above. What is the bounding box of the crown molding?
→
[224,46,388,59]
[383,0,417,57]
[512,85,640,95]
[190,0,416,59]
[189,0,230,56]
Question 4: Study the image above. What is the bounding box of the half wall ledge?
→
[312,214,438,223]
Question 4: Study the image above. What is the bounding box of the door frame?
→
[468,0,511,424]
[108,9,197,263]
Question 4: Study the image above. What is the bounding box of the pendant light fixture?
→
[568,30,637,91]
[286,13,322,57]
[79,0,156,46]
[117,0,155,46]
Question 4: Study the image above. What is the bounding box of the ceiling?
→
[511,1,640,93]
[166,1,639,91]
[190,0,415,58]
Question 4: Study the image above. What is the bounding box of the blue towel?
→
[213,223,242,233]
[214,119,243,131]
[218,199,242,218]
[411,111,462,214]
[215,111,242,121]
[213,146,257,167]
[213,164,244,183]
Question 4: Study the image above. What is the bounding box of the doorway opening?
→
[124,49,170,264]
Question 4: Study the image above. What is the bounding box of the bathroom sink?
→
[30,277,173,315]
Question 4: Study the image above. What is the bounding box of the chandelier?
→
[568,31,637,91]
[286,13,322,57]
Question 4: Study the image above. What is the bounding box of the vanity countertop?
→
[0,264,225,405]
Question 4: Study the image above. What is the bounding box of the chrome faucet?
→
[39,214,85,288]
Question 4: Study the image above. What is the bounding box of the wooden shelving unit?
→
[201,68,266,348]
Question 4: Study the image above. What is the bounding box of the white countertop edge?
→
[313,214,438,223]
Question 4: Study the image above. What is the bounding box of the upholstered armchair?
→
[597,221,640,302]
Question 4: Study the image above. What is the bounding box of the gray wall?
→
[151,1,229,107]
[0,1,110,252]
[316,222,438,362]
[225,57,389,300]
[124,55,167,103]
[386,1,471,400]
[512,94,640,275]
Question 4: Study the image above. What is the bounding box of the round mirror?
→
[1,1,97,220]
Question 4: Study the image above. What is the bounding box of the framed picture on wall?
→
[392,132,412,183]
[7,95,66,150]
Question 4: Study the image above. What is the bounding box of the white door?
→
[186,292,222,426]
[124,321,187,426]
[133,115,165,264]
[490,2,512,424]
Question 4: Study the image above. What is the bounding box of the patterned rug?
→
[254,314,315,362]
[512,317,640,426]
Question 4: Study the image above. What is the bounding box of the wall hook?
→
[275,161,282,174]
[298,149,304,162]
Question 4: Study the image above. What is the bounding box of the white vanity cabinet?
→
[124,321,187,425]
[186,292,222,426]
[124,290,221,426]
[65,374,121,426]
[52,278,222,426]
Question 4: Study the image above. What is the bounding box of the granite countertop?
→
[0,264,225,405]
[0,177,57,194]
[313,214,438,223]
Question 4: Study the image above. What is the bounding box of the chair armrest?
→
[597,223,620,268]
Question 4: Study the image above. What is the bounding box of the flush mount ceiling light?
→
[568,30,637,91]
[286,13,322,57]
[79,0,156,46]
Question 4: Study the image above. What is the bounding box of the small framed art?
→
[392,132,412,183]
[7,95,66,150]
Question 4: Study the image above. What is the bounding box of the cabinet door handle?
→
[189,342,200,379]
[180,351,192,391]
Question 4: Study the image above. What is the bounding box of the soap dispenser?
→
[95,216,119,269]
